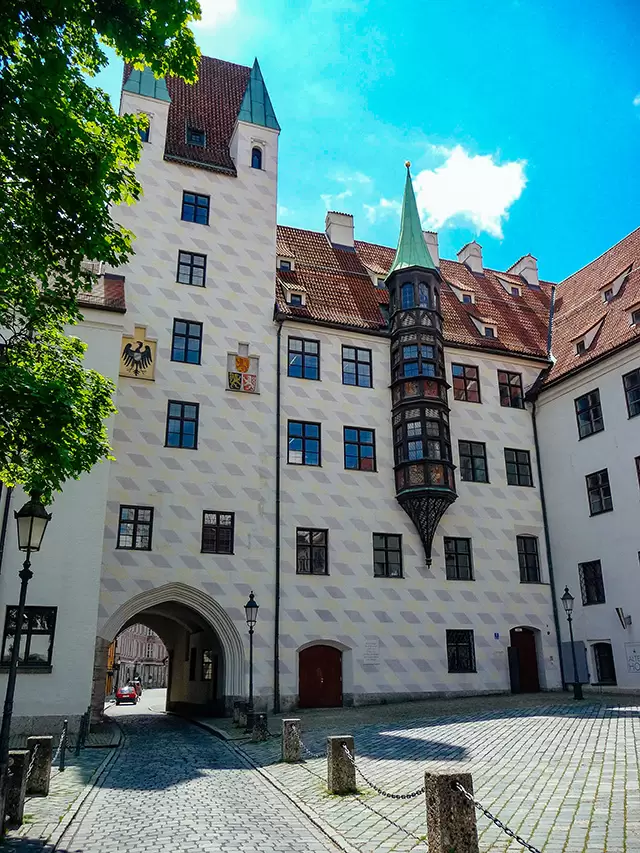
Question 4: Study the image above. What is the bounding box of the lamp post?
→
[244,591,259,720]
[0,493,51,834]
[561,586,583,700]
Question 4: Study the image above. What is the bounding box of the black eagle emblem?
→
[122,340,153,376]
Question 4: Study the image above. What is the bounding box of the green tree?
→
[0,0,201,499]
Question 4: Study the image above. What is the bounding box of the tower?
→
[387,163,457,564]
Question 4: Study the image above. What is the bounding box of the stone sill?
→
[0,665,52,674]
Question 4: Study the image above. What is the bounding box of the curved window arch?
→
[251,147,263,169]
[418,282,430,308]
[401,283,414,309]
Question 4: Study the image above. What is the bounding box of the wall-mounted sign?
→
[120,325,156,381]
[363,637,380,666]
[626,643,640,674]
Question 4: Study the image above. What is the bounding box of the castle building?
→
[0,53,638,733]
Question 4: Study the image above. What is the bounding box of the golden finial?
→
[405,160,411,168]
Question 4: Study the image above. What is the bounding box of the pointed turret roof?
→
[238,58,280,130]
[387,162,435,275]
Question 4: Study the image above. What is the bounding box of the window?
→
[446,630,476,673]
[579,560,605,605]
[574,390,604,438]
[462,294,473,305]
[1,606,57,668]
[171,320,202,364]
[139,119,150,143]
[251,147,262,169]
[290,293,303,306]
[342,346,372,387]
[511,286,520,297]
[165,401,199,449]
[632,308,640,325]
[444,538,473,581]
[593,643,617,685]
[603,288,614,302]
[458,441,488,483]
[279,259,292,271]
[576,339,586,355]
[498,371,524,409]
[586,469,613,515]
[181,192,210,225]
[287,421,320,465]
[201,650,214,681]
[288,338,319,380]
[452,364,480,403]
[517,536,541,583]
[402,344,436,378]
[176,251,206,286]
[344,427,376,471]
[373,534,402,578]
[418,282,430,308]
[484,327,496,338]
[201,511,234,554]
[623,369,640,418]
[186,126,206,147]
[296,528,328,574]
[505,448,533,487]
[117,506,153,550]
[401,283,414,309]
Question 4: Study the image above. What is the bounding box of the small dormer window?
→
[484,327,496,339]
[186,126,206,147]
[603,288,614,303]
[462,294,473,305]
[576,340,586,355]
[290,294,303,306]
[251,147,263,169]
[632,308,640,326]
[511,286,521,297]
[279,260,292,272]
[377,278,386,288]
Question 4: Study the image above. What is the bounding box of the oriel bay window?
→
[1,606,57,668]
[296,528,328,574]
[391,334,441,383]
[344,427,376,471]
[393,407,455,492]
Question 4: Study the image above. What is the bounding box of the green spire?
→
[387,162,435,275]
[238,58,280,131]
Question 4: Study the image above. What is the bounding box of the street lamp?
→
[561,586,583,700]
[244,591,259,721]
[0,493,51,834]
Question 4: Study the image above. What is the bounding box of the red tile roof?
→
[78,275,126,314]
[164,56,251,174]
[275,226,554,359]
[545,227,640,384]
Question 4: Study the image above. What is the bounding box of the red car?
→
[115,685,138,705]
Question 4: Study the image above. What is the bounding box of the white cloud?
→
[321,189,352,210]
[334,172,372,187]
[192,0,237,29]
[634,94,640,107]
[413,145,527,239]
[364,197,401,223]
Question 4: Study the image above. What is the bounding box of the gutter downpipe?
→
[273,319,283,713]
[530,283,566,688]
[0,487,13,577]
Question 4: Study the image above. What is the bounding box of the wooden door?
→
[509,628,540,693]
[299,645,343,708]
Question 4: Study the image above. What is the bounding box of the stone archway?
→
[92,583,245,718]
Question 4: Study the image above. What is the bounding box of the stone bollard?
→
[6,750,29,827]
[251,713,269,743]
[237,703,248,729]
[282,718,301,762]
[327,735,356,795]
[424,772,479,853]
[26,736,53,796]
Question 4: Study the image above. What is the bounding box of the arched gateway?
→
[91,583,245,718]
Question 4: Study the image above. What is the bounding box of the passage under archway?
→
[299,645,342,708]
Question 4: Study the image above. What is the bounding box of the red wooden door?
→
[299,645,343,708]
[510,628,540,692]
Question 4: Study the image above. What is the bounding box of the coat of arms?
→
[227,343,259,394]
[120,325,156,381]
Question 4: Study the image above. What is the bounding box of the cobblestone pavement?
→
[230,693,640,853]
[8,698,341,853]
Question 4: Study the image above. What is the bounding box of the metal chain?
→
[26,743,39,781]
[291,725,325,760]
[454,782,542,853]
[52,723,67,764]
[343,745,426,800]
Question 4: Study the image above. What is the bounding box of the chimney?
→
[424,231,439,267]
[457,241,483,274]
[507,254,539,287]
[325,211,354,249]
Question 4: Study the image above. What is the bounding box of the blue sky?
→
[94,0,639,282]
